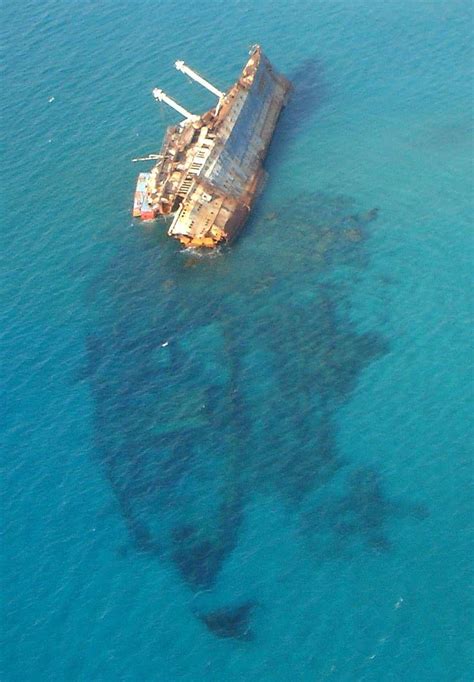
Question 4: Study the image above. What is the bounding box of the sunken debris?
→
[132,45,291,248]
[83,191,419,640]
[196,600,258,641]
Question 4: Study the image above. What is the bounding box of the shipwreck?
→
[132,45,291,248]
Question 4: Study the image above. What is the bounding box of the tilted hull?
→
[133,46,291,247]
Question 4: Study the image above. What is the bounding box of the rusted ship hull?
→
[132,46,291,248]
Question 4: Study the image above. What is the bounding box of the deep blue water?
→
[2,1,473,680]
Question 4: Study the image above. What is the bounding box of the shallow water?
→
[2,1,473,680]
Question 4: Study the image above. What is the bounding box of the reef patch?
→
[82,190,425,638]
[197,600,258,641]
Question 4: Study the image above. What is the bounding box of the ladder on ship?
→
[180,175,194,194]
[178,144,212,196]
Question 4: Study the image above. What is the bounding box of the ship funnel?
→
[152,88,197,121]
[175,61,224,99]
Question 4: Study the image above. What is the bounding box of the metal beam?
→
[152,88,196,120]
[175,61,224,99]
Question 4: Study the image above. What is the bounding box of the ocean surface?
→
[2,1,473,680]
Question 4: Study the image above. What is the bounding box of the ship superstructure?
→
[132,45,291,248]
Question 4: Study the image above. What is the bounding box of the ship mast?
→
[175,61,224,99]
[152,88,197,121]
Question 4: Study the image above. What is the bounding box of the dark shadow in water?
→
[81,188,426,640]
[261,55,329,181]
[275,57,328,145]
[335,467,395,552]
[196,600,258,641]
[301,465,430,556]
[172,490,243,590]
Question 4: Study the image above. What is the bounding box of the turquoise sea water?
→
[2,1,473,680]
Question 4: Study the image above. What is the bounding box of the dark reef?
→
[301,465,429,556]
[197,600,258,641]
[82,185,426,639]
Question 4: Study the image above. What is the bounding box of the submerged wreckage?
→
[132,45,291,248]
